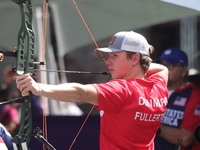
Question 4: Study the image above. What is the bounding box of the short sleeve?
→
[92,80,129,113]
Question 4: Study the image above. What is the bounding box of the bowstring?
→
[68,1,110,150]
[41,0,49,149]
[72,0,107,65]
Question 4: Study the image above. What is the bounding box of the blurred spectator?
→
[0,137,8,150]
[0,105,19,136]
[154,48,200,150]
[188,68,200,88]
[0,66,20,136]
[0,65,18,103]
[188,69,200,150]
[0,123,14,150]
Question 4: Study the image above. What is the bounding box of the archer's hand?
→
[14,74,40,96]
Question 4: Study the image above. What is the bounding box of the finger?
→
[16,76,29,89]
[22,81,37,95]
[18,82,27,92]
[22,87,30,95]
[19,77,34,94]
[16,74,29,83]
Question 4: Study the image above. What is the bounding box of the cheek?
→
[169,70,182,80]
[117,60,131,71]
[116,62,132,78]
[111,61,129,78]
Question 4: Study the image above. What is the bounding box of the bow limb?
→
[72,0,107,65]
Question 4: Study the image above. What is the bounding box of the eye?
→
[108,52,119,59]
[112,53,118,57]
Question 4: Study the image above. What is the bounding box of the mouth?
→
[108,68,114,72]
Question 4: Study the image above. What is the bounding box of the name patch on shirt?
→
[134,112,164,122]
[138,97,168,107]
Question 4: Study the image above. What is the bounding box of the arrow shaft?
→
[34,69,110,75]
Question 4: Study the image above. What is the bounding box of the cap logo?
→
[109,36,116,45]
[165,49,171,55]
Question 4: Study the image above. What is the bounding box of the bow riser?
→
[16,0,34,76]
[11,0,34,149]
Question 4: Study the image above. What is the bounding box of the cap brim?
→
[94,47,123,57]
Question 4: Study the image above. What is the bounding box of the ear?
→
[132,53,140,65]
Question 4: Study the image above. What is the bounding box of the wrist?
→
[37,83,42,96]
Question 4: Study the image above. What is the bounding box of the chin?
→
[111,73,121,80]
[111,75,116,79]
[112,76,120,80]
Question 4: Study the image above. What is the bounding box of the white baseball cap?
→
[95,31,150,56]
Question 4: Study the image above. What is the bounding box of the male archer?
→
[15,31,168,150]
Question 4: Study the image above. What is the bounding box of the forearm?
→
[145,63,168,79]
[39,83,85,102]
[15,74,98,105]
[159,124,194,147]
[39,83,98,105]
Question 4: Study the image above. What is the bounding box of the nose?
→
[105,57,111,66]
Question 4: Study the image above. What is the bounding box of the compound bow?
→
[0,0,55,149]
